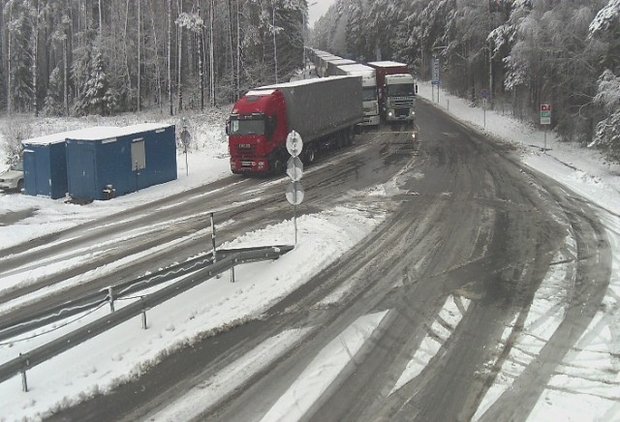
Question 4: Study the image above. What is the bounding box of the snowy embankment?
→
[419,82,620,421]
[0,205,386,421]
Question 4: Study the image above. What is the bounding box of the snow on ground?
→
[472,246,575,420]
[390,295,471,395]
[0,205,384,421]
[0,109,231,249]
[420,83,620,421]
[0,84,618,420]
[150,327,313,422]
[259,310,390,422]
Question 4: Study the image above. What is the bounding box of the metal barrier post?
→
[108,286,115,312]
[230,265,236,283]
[20,354,28,392]
[141,297,148,330]
[210,212,217,263]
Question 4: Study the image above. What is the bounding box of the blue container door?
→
[71,149,96,199]
[23,151,37,196]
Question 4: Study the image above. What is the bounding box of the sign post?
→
[431,57,440,103]
[180,117,191,176]
[480,89,490,129]
[285,131,304,245]
[540,104,552,152]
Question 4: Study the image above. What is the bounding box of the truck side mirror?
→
[225,119,231,135]
[415,84,419,94]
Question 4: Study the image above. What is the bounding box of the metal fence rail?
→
[0,245,293,386]
[0,246,292,342]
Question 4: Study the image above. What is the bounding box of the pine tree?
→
[75,44,117,115]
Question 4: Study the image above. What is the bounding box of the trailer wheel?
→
[345,129,353,146]
[271,157,284,175]
[336,134,345,149]
[304,147,316,164]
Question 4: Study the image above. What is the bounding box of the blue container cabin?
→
[65,124,177,201]
[21,130,80,199]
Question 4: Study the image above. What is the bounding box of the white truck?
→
[333,63,380,127]
[368,61,417,127]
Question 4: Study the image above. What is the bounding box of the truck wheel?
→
[271,158,284,175]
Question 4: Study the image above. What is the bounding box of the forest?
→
[0,0,306,117]
[313,0,620,163]
[1,0,618,163]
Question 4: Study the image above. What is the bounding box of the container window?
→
[131,140,146,171]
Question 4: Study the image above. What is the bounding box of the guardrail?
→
[0,245,292,342]
[0,245,293,389]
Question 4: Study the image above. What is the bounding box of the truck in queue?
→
[325,58,356,77]
[316,53,342,77]
[367,61,417,126]
[227,76,363,175]
[332,63,380,127]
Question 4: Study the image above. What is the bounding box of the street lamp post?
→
[272,0,278,83]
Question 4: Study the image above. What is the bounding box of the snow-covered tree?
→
[74,44,117,115]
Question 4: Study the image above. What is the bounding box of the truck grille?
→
[389,96,414,108]
[237,143,256,159]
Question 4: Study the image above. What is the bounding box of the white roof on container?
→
[22,123,172,145]
[368,61,408,68]
[256,76,356,90]
[67,123,172,141]
[23,127,116,146]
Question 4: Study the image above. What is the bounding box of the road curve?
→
[45,99,611,421]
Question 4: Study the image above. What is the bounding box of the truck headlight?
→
[410,110,415,116]
[388,111,394,118]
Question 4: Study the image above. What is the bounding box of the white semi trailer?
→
[333,63,380,127]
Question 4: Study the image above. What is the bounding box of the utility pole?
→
[272,1,278,83]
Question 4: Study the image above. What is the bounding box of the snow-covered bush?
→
[1,116,32,165]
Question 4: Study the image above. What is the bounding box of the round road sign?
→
[286,181,304,205]
[286,131,303,157]
[180,129,191,147]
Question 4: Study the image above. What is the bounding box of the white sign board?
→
[286,131,303,157]
[432,57,440,85]
[286,182,304,205]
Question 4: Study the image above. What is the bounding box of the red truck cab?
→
[227,89,289,174]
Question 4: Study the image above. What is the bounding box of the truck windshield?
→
[362,87,377,101]
[387,84,415,97]
[229,118,265,136]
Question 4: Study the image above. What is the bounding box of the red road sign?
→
[540,104,551,112]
